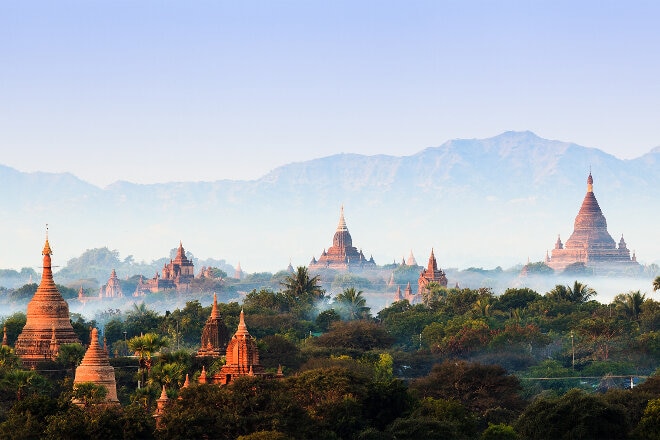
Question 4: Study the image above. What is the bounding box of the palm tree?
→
[334,287,370,320]
[548,284,570,302]
[148,362,185,389]
[128,333,168,387]
[281,266,325,305]
[614,290,646,321]
[653,276,660,292]
[568,281,597,303]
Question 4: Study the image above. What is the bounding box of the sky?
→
[1,1,659,188]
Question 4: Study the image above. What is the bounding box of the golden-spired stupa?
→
[546,173,639,273]
[73,328,119,405]
[15,235,80,367]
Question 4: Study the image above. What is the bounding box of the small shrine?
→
[73,327,119,405]
[197,293,230,358]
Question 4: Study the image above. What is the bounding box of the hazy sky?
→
[2,1,659,187]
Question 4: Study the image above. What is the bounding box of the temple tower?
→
[73,328,119,405]
[547,173,639,273]
[418,249,448,295]
[213,309,265,385]
[15,236,80,367]
[309,206,376,271]
[197,293,230,358]
[104,269,123,298]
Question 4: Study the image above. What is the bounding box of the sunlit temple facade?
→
[135,242,195,294]
[545,173,639,274]
[15,236,81,366]
[309,207,376,271]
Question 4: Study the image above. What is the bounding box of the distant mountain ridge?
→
[1,131,658,276]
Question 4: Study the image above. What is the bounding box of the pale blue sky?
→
[2,1,659,187]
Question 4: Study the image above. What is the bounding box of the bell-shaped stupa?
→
[546,173,639,273]
[15,234,80,366]
[73,327,119,405]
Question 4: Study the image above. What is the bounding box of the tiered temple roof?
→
[73,327,119,405]
[103,269,123,298]
[197,293,230,358]
[546,173,639,273]
[418,249,448,294]
[135,242,195,294]
[309,207,376,271]
[207,309,266,385]
[15,236,80,367]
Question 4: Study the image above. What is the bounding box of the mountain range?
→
[1,131,658,276]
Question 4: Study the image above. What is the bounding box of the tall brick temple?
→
[15,236,80,366]
[545,173,639,273]
[309,206,376,271]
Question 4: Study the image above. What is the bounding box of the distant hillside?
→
[1,131,658,277]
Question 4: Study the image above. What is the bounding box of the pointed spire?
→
[43,224,52,256]
[199,365,207,384]
[182,373,190,388]
[210,293,220,319]
[236,309,249,336]
[276,364,284,378]
[587,172,594,193]
[159,385,168,401]
[427,248,438,272]
[337,205,348,231]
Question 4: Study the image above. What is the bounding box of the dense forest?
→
[0,270,659,439]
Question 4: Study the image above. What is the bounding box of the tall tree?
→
[281,266,324,314]
[128,333,167,387]
[614,290,646,321]
[334,288,370,320]
[653,276,660,292]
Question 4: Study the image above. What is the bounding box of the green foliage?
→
[521,261,553,275]
[72,381,108,407]
[495,288,541,312]
[515,388,628,440]
[9,283,37,302]
[1,312,27,346]
[546,281,597,303]
[315,309,341,332]
[331,273,373,291]
[410,361,524,420]
[635,398,660,440]
[313,320,394,352]
[333,287,370,320]
[481,423,518,440]
[56,343,86,370]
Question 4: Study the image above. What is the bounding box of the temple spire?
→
[210,293,219,319]
[337,205,348,231]
[587,172,594,193]
[236,308,249,336]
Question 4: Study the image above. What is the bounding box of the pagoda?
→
[308,206,377,271]
[418,249,448,294]
[546,173,639,273]
[103,269,123,298]
[73,328,119,405]
[197,293,230,358]
[207,309,266,385]
[135,242,195,294]
[15,235,80,366]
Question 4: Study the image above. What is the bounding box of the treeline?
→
[0,270,658,439]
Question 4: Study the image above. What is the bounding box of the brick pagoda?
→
[15,236,80,366]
